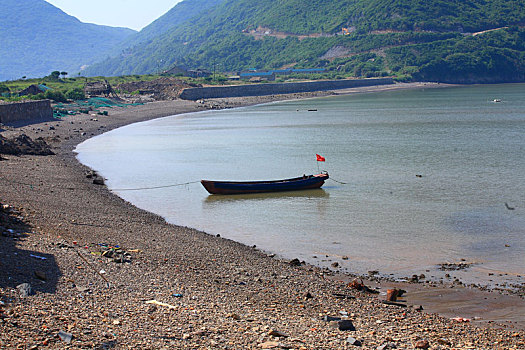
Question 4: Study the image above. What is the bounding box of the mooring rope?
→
[329,177,347,185]
[111,180,201,191]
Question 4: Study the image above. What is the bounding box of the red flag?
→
[316,154,325,162]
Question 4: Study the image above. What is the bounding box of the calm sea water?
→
[76,84,525,287]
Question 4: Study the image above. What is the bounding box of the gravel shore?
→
[1,84,524,349]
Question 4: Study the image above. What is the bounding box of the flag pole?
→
[315,154,325,173]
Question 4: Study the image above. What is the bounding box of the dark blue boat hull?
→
[201,173,329,195]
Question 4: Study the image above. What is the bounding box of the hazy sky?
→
[45,0,182,31]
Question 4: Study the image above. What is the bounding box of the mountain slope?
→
[0,0,135,81]
[85,0,525,83]
[120,0,224,51]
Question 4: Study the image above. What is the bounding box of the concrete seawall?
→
[0,100,53,125]
[179,78,394,100]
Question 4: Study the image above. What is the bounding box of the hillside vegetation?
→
[118,0,224,52]
[84,0,525,83]
[0,0,135,81]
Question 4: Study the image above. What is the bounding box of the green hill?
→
[119,0,224,51]
[0,0,135,81]
[84,0,525,83]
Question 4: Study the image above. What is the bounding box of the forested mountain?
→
[85,0,525,83]
[0,0,135,81]
[118,0,224,52]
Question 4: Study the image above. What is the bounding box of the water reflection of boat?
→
[201,173,329,195]
[204,188,329,203]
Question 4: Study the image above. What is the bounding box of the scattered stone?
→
[437,338,451,346]
[58,330,73,344]
[414,339,429,349]
[227,313,241,320]
[451,316,471,322]
[75,286,90,293]
[386,289,399,301]
[100,246,132,264]
[260,341,281,349]
[93,178,105,185]
[268,329,289,337]
[0,134,54,156]
[382,301,407,307]
[347,279,378,293]
[289,258,301,266]
[16,283,33,297]
[347,336,362,346]
[322,315,341,322]
[439,262,473,271]
[332,292,355,299]
[377,342,397,350]
[337,320,356,331]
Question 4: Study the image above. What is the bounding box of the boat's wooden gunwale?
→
[201,173,329,195]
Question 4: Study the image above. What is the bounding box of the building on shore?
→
[163,66,212,78]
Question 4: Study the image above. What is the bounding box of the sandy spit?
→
[1,83,524,349]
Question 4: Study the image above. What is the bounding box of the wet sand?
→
[1,83,524,349]
[364,279,525,330]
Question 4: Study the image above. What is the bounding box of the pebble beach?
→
[1,84,524,349]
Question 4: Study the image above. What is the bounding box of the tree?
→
[60,71,68,78]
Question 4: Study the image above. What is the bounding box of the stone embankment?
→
[180,78,393,100]
[0,100,53,125]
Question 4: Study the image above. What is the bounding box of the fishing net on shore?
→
[53,98,144,118]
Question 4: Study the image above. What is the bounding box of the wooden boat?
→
[201,173,329,195]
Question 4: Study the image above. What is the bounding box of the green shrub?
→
[65,88,86,100]
[44,89,67,102]
[0,83,10,94]
[28,93,45,100]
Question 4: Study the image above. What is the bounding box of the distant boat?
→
[201,173,329,195]
[493,99,502,102]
